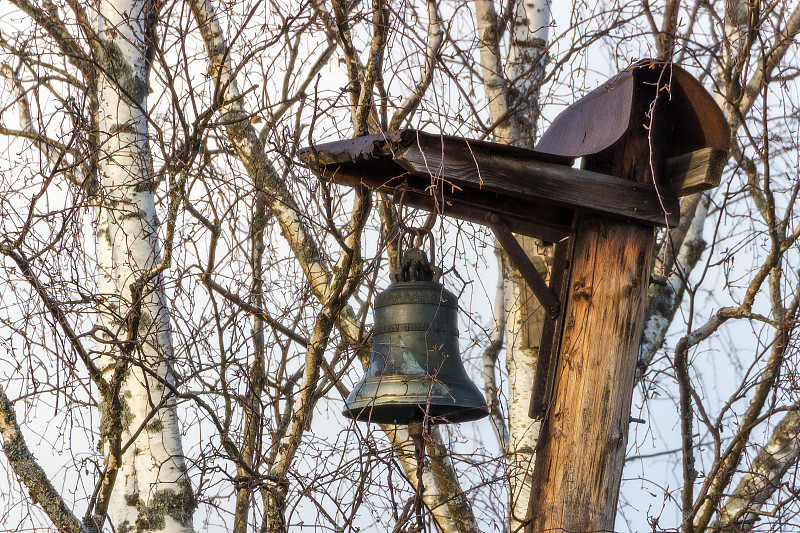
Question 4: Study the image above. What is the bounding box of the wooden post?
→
[525,82,660,532]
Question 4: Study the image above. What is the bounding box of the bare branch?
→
[483,243,509,453]
[0,247,105,393]
[692,281,800,530]
[389,0,443,130]
[716,409,800,532]
[658,0,681,59]
[0,385,91,533]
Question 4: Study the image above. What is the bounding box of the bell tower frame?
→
[298,62,730,533]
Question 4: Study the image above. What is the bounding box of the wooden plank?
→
[313,160,579,241]
[529,237,573,421]
[662,147,728,196]
[297,130,406,166]
[300,130,679,227]
[298,129,574,167]
[316,160,412,190]
[395,134,679,227]
[395,189,573,242]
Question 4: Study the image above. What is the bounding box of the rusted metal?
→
[657,63,731,155]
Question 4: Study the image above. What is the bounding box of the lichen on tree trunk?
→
[93,1,194,531]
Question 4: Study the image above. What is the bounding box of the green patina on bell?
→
[343,248,489,425]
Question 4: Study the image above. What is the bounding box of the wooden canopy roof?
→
[297,62,730,238]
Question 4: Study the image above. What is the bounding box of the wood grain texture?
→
[299,129,679,228]
[529,239,573,421]
[318,164,575,241]
[526,218,654,532]
[396,139,679,227]
[526,80,657,533]
[662,147,727,196]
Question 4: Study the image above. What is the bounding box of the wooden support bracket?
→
[487,214,561,319]
[528,237,573,420]
[487,213,575,420]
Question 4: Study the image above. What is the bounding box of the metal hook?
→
[391,183,441,281]
[394,188,437,266]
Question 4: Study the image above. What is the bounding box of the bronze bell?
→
[343,249,489,425]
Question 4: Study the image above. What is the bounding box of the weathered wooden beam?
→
[527,219,654,533]
[393,188,573,242]
[392,134,679,227]
[662,147,728,196]
[299,130,680,228]
[313,161,575,241]
[528,237,573,421]
[488,215,560,318]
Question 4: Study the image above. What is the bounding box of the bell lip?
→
[342,378,490,425]
[342,401,490,425]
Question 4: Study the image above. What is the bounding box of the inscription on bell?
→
[373,322,459,335]
[375,288,456,308]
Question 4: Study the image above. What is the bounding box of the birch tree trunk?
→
[501,240,547,531]
[715,409,800,531]
[505,0,549,147]
[93,1,194,531]
[474,1,551,529]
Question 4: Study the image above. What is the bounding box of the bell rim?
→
[342,375,489,425]
[342,401,490,425]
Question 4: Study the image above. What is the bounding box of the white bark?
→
[716,409,800,531]
[190,0,330,299]
[502,242,546,532]
[94,1,193,531]
[639,194,710,368]
[505,0,550,147]
[389,0,443,130]
[474,0,511,143]
[473,1,550,529]
[384,425,480,533]
[0,384,91,533]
